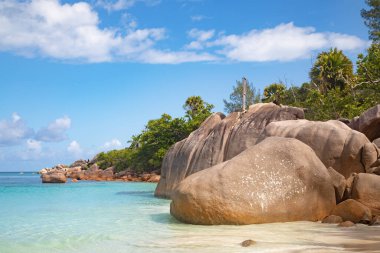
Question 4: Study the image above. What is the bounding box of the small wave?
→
[116,190,154,196]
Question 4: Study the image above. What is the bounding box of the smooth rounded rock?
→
[41,172,67,183]
[241,240,256,247]
[338,221,356,227]
[170,137,335,225]
[362,142,379,171]
[331,199,372,224]
[348,104,380,141]
[370,216,380,226]
[351,173,380,210]
[155,103,304,199]
[322,215,343,224]
[258,120,370,178]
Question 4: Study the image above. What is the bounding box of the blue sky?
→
[0,0,371,171]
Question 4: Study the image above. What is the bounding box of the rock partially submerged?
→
[39,161,160,183]
[156,103,304,198]
[41,172,67,183]
[322,215,343,224]
[170,137,335,225]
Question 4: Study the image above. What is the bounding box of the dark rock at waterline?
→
[322,215,343,224]
[370,216,380,226]
[241,239,256,247]
[155,103,305,199]
[170,137,335,225]
[338,221,356,227]
[348,104,380,141]
[41,172,67,183]
[331,199,372,224]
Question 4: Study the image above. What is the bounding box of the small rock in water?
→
[322,215,343,224]
[370,216,380,226]
[338,221,356,227]
[241,239,256,247]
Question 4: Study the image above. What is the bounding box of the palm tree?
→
[310,48,354,94]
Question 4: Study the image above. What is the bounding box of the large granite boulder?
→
[155,103,304,198]
[41,172,67,183]
[258,120,375,178]
[170,137,335,225]
[351,173,380,212]
[349,105,380,141]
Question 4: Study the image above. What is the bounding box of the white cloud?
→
[185,29,215,50]
[0,0,207,63]
[97,0,136,11]
[26,139,42,152]
[191,15,207,22]
[97,0,160,11]
[188,29,215,41]
[103,138,122,150]
[35,116,71,142]
[0,2,367,64]
[136,49,218,64]
[211,23,367,62]
[0,113,34,146]
[67,140,82,156]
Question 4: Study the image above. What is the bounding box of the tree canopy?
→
[95,96,214,173]
[262,83,286,104]
[361,0,380,41]
[309,48,354,94]
[223,80,261,113]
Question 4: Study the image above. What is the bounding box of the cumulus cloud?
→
[26,139,42,152]
[0,113,34,146]
[103,139,122,150]
[191,15,208,22]
[67,140,82,156]
[0,1,367,63]
[0,0,209,63]
[136,49,218,64]
[35,116,71,142]
[210,23,367,62]
[185,29,215,50]
[97,0,160,11]
[97,0,136,11]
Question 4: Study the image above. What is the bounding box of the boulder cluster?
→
[155,103,380,226]
[39,160,160,183]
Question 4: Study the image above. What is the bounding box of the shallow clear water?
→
[0,172,379,253]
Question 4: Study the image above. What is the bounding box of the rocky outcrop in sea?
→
[39,160,160,183]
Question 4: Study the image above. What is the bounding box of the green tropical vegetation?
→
[361,0,380,42]
[95,96,214,173]
[223,79,261,113]
[261,45,379,121]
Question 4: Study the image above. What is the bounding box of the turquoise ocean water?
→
[1,172,380,253]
